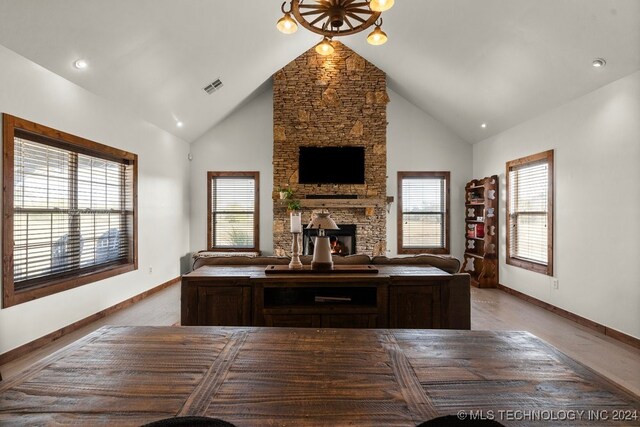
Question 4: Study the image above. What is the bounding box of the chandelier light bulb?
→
[369,0,395,12]
[315,37,334,55]
[277,12,298,34]
[367,26,388,45]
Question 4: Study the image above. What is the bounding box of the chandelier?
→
[277,0,394,55]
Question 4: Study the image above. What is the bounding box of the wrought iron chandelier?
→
[277,0,394,55]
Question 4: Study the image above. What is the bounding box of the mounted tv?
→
[298,146,365,184]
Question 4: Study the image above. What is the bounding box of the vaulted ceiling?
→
[0,0,638,144]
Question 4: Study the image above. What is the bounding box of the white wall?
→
[189,85,473,260]
[387,88,473,259]
[473,71,640,339]
[189,87,275,254]
[0,45,191,354]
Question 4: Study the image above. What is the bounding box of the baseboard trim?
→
[0,277,180,365]
[496,283,640,350]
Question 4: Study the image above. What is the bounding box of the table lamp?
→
[307,210,340,270]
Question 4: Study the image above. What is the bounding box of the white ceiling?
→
[0,0,638,144]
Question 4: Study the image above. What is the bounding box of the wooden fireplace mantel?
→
[274,198,385,209]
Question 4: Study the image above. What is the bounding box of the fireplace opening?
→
[303,224,356,256]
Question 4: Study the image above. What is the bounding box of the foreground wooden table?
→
[0,327,638,426]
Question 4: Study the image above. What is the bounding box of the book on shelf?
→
[467,223,485,238]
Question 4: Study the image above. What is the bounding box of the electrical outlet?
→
[552,279,559,290]
[149,266,153,274]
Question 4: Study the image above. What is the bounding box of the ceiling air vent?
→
[203,78,223,94]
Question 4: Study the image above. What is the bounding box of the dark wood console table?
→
[181,265,469,329]
[1,326,637,425]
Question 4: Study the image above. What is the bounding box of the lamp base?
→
[311,261,334,270]
[311,236,334,270]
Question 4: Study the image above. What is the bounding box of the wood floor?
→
[1,283,638,397]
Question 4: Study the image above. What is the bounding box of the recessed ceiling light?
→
[481,123,487,128]
[592,58,606,68]
[73,59,88,69]
[176,121,184,128]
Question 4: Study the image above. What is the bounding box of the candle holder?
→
[289,232,303,269]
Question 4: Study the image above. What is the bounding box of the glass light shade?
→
[276,13,298,34]
[369,0,394,12]
[315,37,334,56]
[367,26,388,45]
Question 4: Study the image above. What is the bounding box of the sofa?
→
[192,252,461,274]
[189,252,470,330]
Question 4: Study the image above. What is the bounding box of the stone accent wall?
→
[273,42,388,256]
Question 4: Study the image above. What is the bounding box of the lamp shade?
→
[369,0,394,12]
[367,26,388,45]
[306,211,339,233]
[276,13,298,34]
[315,37,335,55]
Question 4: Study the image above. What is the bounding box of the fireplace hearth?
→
[303,224,356,256]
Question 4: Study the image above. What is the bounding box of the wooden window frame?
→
[2,114,138,308]
[207,171,260,252]
[506,150,554,276]
[397,171,450,255]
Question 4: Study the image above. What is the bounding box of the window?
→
[207,172,259,251]
[506,150,554,275]
[398,172,450,254]
[2,114,137,307]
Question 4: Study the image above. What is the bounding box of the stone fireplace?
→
[272,41,388,257]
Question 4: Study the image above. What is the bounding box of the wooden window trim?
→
[506,149,554,276]
[2,114,138,308]
[207,171,260,252]
[397,171,450,255]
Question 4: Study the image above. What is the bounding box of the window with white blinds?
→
[208,172,259,251]
[398,172,450,254]
[2,114,137,307]
[506,150,554,275]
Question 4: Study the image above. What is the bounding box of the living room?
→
[0,1,638,425]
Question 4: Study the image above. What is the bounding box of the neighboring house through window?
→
[2,114,137,307]
[398,171,450,254]
[207,172,259,252]
[506,149,554,275]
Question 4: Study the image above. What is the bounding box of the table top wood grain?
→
[0,326,638,426]
[184,265,452,280]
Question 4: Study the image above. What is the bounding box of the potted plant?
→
[287,199,301,212]
[278,187,294,200]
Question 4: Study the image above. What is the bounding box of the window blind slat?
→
[400,175,447,250]
[13,136,133,286]
[508,155,551,266]
[210,176,256,248]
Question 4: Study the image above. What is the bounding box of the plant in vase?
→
[277,187,294,200]
[287,199,301,213]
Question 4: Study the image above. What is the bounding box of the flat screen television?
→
[298,146,365,184]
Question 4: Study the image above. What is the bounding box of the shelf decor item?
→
[278,187,293,200]
[289,212,303,269]
[306,210,340,270]
[461,175,499,288]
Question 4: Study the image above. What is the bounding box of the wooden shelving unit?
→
[461,176,498,288]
